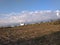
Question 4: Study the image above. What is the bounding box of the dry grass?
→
[0,20,60,45]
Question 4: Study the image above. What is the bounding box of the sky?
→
[0,0,60,27]
[0,0,60,13]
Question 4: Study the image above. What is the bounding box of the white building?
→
[19,23,25,26]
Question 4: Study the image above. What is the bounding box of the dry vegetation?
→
[0,20,60,45]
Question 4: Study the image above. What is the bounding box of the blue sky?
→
[0,0,60,13]
[0,0,60,27]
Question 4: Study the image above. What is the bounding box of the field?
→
[0,20,60,45]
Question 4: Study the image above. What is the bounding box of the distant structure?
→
[56,10,60,17]
[19,22,25,26]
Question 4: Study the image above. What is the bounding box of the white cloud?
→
[0,10,60,27]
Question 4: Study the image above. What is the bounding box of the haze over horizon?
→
[0,10,60,27]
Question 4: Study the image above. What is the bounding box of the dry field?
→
[0,20,60,45]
